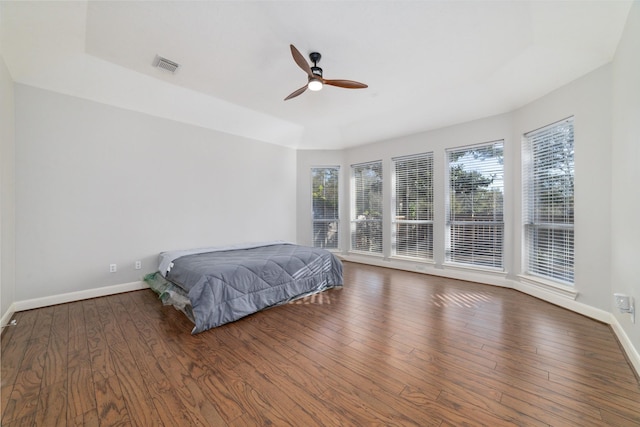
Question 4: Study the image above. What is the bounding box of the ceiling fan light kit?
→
[308,78,323,91]
[285,44,367,100]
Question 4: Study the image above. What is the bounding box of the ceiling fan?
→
[284,44,368,101]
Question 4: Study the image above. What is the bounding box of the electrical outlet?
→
[109,264,117,273]
[135,261,142,270]
[614,293,631,311]
[614,293,635,323]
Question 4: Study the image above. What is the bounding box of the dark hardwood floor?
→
[2,261,640,426]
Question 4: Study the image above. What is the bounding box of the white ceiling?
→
[1,1,632,149]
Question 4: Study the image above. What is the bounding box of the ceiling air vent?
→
[153,55,180,73]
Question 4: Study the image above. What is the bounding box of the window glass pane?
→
[523,118,574,284]
[393,153,433,259]
[351,162,383,254]
[447,141,504,268]
[312,167,339,249]
[525,225,574,283]
[395,223,433,259]
[312,221,339,249]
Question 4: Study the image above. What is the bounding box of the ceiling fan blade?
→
[323,79,368,89]
[290,44,314,78]
[284,85,308,101]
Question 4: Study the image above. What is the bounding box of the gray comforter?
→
[165,243,343,333]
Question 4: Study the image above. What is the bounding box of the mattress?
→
[146,242,343,333]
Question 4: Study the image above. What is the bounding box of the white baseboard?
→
[1,302,16,329]
[340,254,512,288]
[513,280,611,323]
[610,315,640,377]
[12,281,149,312]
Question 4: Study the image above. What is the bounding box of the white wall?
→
[612,1,640,356]
[14,85,297,302]
[1,54,16,321]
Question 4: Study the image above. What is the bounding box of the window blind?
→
[392,153,434,259]
[351,161,383,254]
[312,167,339,249]
[523,118,574,284]
[446,141,504,268]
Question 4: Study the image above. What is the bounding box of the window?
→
[351,161,383,254]
[312,167,339,249]
[446,141,504,268]
[392,153,434,259]
[523,118,574,284]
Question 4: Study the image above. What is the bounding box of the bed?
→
[144,242,343,334]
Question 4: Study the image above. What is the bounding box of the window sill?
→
[389,255,436,265]
[338,252,386,267]
[516,274,578,300]
[443,262,505,275]
[346,250,385,258]
[320,247,341,253]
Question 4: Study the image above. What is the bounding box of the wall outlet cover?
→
[614,293,631,310]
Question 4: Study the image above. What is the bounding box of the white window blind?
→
[351,161,383,254]
[392,153,434,259]
[312,167,339,249]
[523,118,574,284]
[447,141,504,268]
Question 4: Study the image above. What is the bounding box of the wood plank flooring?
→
[2,261,640,426]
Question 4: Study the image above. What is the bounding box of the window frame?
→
[445,140,505,270]
[522,117,575,285]
[350,161,384,255]
[311,166,340,250]
[391,152,434,261]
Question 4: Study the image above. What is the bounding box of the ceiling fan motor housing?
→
[310,52,323,78]
[309,52,321,64]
